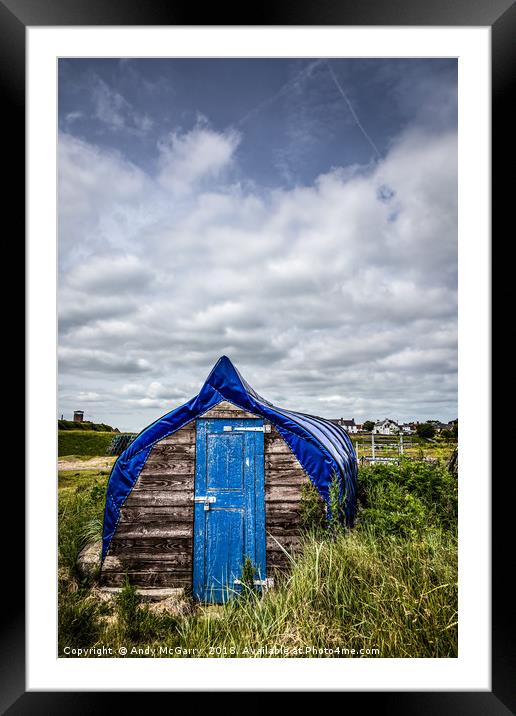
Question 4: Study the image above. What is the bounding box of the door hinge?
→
[194,495,216,511]
[233,425,271,433]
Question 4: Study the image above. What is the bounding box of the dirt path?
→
[58,456,117,471]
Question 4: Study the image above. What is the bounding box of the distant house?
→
[373,418,400,435]
[399,423,415,434]
[330,418,359,434]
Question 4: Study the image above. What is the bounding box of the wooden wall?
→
[265,425,310,574]
[101,401,312,589]
[101,421,196,588]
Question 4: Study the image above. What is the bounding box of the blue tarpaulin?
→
[102,356,357,560]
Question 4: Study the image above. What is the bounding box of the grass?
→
[353,436,457,462]
[58,430,117,457]
[58,459,457,658]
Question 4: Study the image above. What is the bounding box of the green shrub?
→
[300,480,326,533]
[357,459,457,536]
[416,422,436,438]
[239,556,258,599]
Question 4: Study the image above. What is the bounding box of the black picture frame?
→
[6,0,511,710]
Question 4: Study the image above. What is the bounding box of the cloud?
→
[92,76,154,134]
[59,347,152,374]
[119,380,191,410]
[66,254,154,294]
[157,122,241,194]
[76,391,102,402]
[58,112,457,429]
[64,111,84,125]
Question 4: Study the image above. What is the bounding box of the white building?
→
[331,418,359,434]
[373,418,400,435]
[399,423,415,434]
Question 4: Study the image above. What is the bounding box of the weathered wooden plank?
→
[140,459,195,474]
[114,522,193,538]
[266,535,301,551]
[200,401,259,419]
[158,430,195,445]
[124,491,192,507]
[106,551,192,563]
[266,466,308,479]
[265,454,301,469]
[200,410,259,419]
[264,473,308,487]
[108,537,192,554]
[266,485,304,501]
[266,502,301,512]
[264,440,296,455]
[267,551,292,567]
[265,512,302,528]
[119,506,193,523]
[132,474,194,491]
[101,571,191,588]
[103,554,192,572]
[145,444,195,458]
[205,400,242,411]
[266,524,303,537]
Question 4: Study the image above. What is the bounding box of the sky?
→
[58,58,458,432]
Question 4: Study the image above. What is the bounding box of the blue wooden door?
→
[193,418,266,603]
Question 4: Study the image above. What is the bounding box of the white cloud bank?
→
[58,122,457,430]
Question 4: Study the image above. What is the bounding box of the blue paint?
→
[193,418,266,603]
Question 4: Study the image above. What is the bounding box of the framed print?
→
[5,0,512,709]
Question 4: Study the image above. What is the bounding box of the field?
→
[352,434,457,462]
[58,439,458,659]
[58,430,117,457]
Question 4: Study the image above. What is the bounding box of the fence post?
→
[371,432,375,461]
[400,433,403,456]
[355,441,359,459]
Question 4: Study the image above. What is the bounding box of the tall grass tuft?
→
[114,578,180,645]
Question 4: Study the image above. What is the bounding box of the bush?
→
[416,422,436,439]
[300,480,326,533]
[357,459,457,536]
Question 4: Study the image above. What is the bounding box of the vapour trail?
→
[235,59,325,127]
[326,60,382,160]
